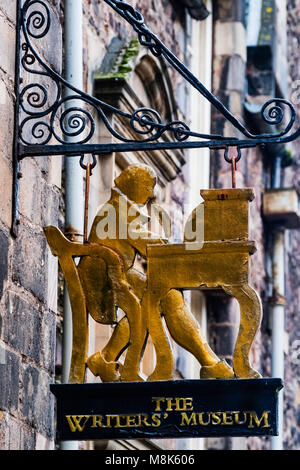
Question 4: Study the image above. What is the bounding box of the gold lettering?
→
[180,412,197,426]
[65,415,90,432]
[140,413,151,427]
[152,397,193,412]
[248,411,271,429]
[198,412,210,425]
[152,398,165,411]
[151,413,161,427]
[211,412,222,425]
[125,414,139,427]
[114,415,127,428]
[91,415,106,428]
[183,398,194,411]
[234,411,247,425]
[136,414,142,427]
[221,412,233,425]
[165,398,178,411]
[105,415,115,428]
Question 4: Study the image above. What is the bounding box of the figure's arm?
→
[127,203,171,258]
[129,231,167,258]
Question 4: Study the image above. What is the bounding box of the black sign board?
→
[51,378,283,441]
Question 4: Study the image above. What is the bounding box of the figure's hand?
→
[130,229,168,245]
[146,235,168,245]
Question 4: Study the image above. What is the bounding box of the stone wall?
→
[0,0,62,450]
[0,0,191,451]
[283,0,300,450]
[1,0,299,451]
[210,0,300,451]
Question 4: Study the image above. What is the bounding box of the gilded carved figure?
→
[45,164,262,383]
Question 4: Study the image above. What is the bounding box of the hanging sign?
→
[51,378,282,441]
[46,164,284,441]
[45,166,264,385]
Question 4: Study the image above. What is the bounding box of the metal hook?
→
[80,153,97,175]
[81,155,97,243]
[224,146,242,164]
[224,147,241,188]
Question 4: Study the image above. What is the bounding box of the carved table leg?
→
[142,290,174,381]
[116,283,145,382]
[223,284,262,379]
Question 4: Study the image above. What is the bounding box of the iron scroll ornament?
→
[12,0,300,232]
[15,0,300,155]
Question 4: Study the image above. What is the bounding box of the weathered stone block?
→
[0,0,16,24]
[0,414,36,450]
[21,425,36,450]
[0,79,14,164]
[35,432,55,450]
[12,225,47,302]
[17,2,62,75]
[19,160,43,226]
[21,364,54,438]
[43,185,60,227]
[0,11,16,78]
[4,292,40,363]
[0,153,12,228]
[7,415,21,450]
[0,411,9,449]
[0,230,8,300]
[213,0,246,24]
[0,346,19,415]
[20,161,60,227]
[40,310,56,373]
[214,21,246,62]
[226,55,246,93]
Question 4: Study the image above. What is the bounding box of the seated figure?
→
[79,164,234,381]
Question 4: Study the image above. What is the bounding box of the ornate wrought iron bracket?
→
[12,0,300,235]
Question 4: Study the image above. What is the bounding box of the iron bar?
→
[17,120,300,158]
[83,163,91,244]
[12,0,300,232]
[15,0,300,155]
[11,0,23,237]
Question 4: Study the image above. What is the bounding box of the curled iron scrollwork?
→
[17,0,300,152]
[25,0,51,38]
[19,0,199,146]
[104,0,300,145]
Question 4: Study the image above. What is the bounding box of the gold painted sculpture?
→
[44,164,262,383]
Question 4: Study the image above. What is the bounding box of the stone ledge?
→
[214,21,247,62]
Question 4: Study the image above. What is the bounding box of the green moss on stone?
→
[95,38,140,80]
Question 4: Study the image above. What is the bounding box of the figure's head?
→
[114,164,157,205]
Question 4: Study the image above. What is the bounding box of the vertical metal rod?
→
[231,156,237,188]
[61,0,83,451]
[11,0,23,237]
[272,155,282,189]
[64,0,84,239]
[271,230,285,450]
[270,153,285,451]
[84,164,91,243]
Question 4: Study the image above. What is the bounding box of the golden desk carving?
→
[44,165,262,383]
